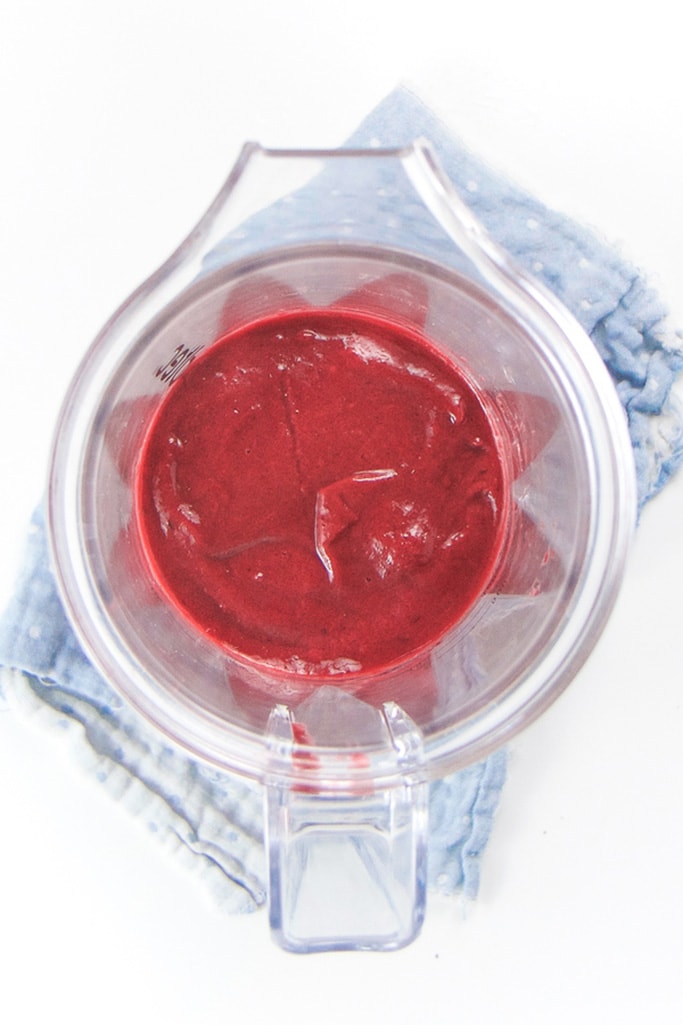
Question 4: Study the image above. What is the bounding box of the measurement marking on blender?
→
[155,343,204,386]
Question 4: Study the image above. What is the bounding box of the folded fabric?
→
[1,86,681,916]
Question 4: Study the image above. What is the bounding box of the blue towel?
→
[1,87,681,915]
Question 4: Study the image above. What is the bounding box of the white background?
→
[1,3,682,1022]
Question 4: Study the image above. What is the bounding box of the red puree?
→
[135,310,506,678]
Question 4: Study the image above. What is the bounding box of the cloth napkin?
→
[1,87,681,916]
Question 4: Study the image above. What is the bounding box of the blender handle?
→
[264,701,428,953]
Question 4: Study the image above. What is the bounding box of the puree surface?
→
[135,310,506,676]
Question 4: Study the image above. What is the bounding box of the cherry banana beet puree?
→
[135,310,507,678]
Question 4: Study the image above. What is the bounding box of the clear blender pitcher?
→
[47,142,637,952]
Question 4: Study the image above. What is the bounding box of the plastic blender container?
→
[47,143,637,951]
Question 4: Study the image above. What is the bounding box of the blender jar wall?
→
[50,244,627,782]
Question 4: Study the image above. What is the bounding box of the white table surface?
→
[1,3,682,1022]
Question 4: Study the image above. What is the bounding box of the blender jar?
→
[47,143,637,951]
